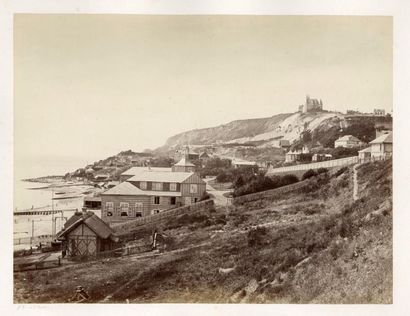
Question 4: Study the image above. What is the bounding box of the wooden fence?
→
[111,199,215,235]
[267,156,359,175]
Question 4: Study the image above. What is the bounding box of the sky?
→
[14,15,392,172]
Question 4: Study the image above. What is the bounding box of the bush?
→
[317,167,328,175]
[302,169,317,180]
[280,174,299,186]
[247,226,268,247]
[334,166,348,177]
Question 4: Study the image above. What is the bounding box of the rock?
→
[244,279,259,295]
[218,267,235,274]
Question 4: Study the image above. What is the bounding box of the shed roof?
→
[57,211,116,240]
[370,132,392,144]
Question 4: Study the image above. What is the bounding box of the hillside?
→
[14,160,392,303]
[160,111,347,150]
[162,113,293,148]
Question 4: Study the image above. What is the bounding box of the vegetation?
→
[233,173,299,197]
[14,160,392,304]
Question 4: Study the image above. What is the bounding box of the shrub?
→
[334,166,348,177]
[302,169,317,180]
[280,174,299,186]
[317,167,328,175]
[247,226,268,247]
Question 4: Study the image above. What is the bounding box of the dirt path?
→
[353,164,359,201]
[204,177,232,207]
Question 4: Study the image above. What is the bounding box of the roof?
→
[358,147,372,153]
[58,211,117,241]
[101,181,145,195]
[121,166,172,176]
[336,135,361,142]
[232,159,256,165]
[127,170,194,183]
[370,132,392,144]
[174,157,195,167]
[84,196,102,202]
[102,182,182,197]
[280,140,291,146]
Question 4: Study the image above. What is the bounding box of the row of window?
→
[140,181,178,191]
[139,181,199,194]
[105,196,177,211]
[105,209,162,217]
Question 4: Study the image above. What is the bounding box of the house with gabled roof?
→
[57,211,119,258]
[334,135,364,148]
[369,132,392,159]
[101,154,206,224]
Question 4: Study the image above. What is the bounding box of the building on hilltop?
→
[298,95,323,113]
[100,152,206,224]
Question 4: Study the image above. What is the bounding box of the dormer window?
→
[140,181,147,189]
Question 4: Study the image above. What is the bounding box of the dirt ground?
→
[14,161,392,304]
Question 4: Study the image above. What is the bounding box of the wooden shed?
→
[57,211,119,258]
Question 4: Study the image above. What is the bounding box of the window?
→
[106,202,114,211]
[135,212,142,217]
[135,202,143,211]
[190,184,198,194]
[170,197,176,205]
[120,202,129,210]
[194,198,198,203]
[152,182,163,191]
[154,196,160,205]
[170,182,177,191]
[151,209,160,215]
[120,211,128,217]
[140,181,147,189]
[107,211,113,217]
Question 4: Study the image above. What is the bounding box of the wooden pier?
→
[14,209,77,216]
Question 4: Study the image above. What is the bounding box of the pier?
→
[14,208,77,216]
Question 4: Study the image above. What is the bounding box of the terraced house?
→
[100,156,206,224]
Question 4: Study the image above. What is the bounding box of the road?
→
[204,177,232,207]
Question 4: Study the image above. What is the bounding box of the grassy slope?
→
[14,160,392,304]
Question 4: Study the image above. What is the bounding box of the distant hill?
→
[159,111,345,150]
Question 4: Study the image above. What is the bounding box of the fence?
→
[111,199,215,235]
[13,234,56,246]
[14,256,61,272]
[267,156,359,175]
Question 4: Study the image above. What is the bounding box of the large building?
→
[100,155,206,224]
[298,95,323,113]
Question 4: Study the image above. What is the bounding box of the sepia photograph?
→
[5,9,399,308]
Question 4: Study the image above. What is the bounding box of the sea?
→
[13,156,97,246]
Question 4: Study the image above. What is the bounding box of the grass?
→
[14,160,392,304]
